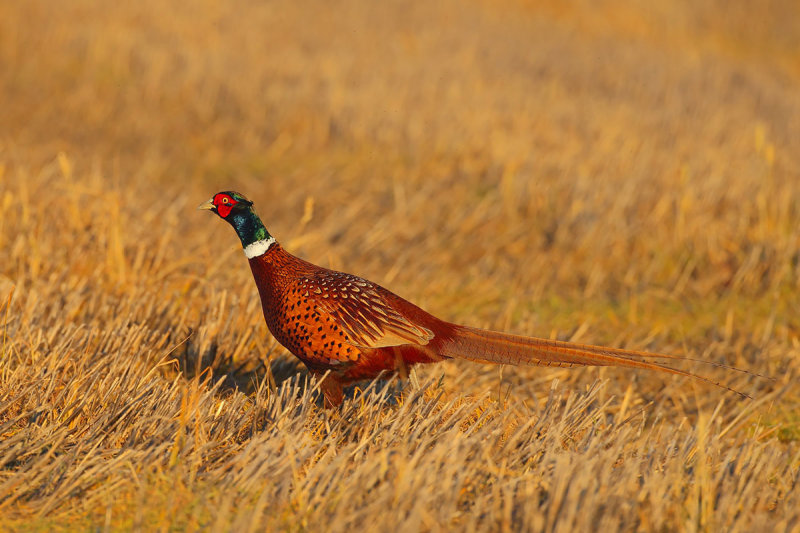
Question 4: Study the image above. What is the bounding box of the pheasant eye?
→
[222,197,230,204]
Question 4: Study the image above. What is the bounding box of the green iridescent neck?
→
[227,207,271,248]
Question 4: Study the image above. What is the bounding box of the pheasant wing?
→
[306,273,434,350]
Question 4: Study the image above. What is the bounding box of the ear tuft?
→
[227,191,253,207]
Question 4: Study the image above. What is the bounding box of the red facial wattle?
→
[215,194,235,218]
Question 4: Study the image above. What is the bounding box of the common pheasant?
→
[200,191,751,407]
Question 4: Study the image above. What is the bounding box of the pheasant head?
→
[199,191,273,255]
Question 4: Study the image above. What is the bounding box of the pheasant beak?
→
[197,198,216,211]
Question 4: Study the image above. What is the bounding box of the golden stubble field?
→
[1,0,799,530]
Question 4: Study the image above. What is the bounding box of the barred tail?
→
[438,324,753,399]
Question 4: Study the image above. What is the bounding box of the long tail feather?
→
[439,324,756,399]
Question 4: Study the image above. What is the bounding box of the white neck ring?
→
[243,237,276,259]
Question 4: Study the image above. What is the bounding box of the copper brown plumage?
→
[200,191,758,407]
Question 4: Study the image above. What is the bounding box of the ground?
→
[0,0,799,530]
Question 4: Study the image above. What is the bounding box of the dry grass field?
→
[2,0,800,530]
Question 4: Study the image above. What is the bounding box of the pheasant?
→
[200,191,751,407]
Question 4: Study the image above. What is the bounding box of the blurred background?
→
[2,0,799,398]
[4,0,799,172]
